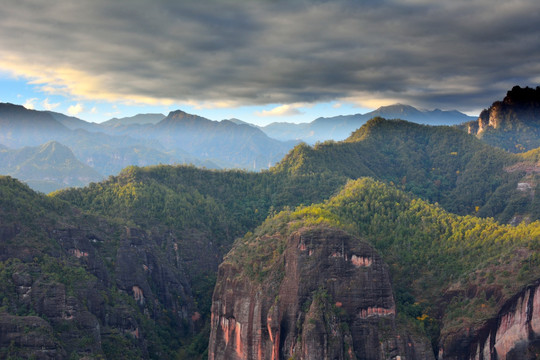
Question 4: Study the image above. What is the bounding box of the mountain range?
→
[260,104,476,143]
[2,86,540,358]
[0,101,477,193]
[0,104,296,192]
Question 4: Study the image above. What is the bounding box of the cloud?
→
[0,0,539,112]
[23,98,37,109]
[256,103,305,117]
[67,103,84,116]
[42,98,60,111]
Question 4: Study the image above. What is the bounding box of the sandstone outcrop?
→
[467,86,540,152]
[440,280,540,360]
[208,226,434,360]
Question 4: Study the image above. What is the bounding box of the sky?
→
[0,0,539,126]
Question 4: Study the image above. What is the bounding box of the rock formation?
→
[440,280,540,360]
[467,86,540,152]
[208,226,434,360]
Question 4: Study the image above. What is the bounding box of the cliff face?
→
[477,86,540,133]
[208,226,434,360]
[470,86,540,152]
[0,216,197,358]
[441,280,540,360]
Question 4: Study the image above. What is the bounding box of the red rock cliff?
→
[440,279,540,360]
[208,226,434,360]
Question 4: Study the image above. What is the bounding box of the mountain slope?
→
[0,176,199,359]
[47,110,103,132]
[0,141,103,192]
[0,103,70,147]
[273,117,539,223]
[101,113,166,127]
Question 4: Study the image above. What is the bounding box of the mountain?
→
[47,110,103,132]
[0,176,197,359]
[51,116,540,357]
[101,113,166,127]
[210,178,540,359]
[2,110,540,358]
[150,110,297,169]
[0,108,215,192]
[465,85,540,152]
[261,104,475,143]
[210,224,434,360]
[274,117,540,223]
[0,103,71,147]
[0,141,104,193]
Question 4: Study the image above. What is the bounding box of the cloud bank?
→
[1,0,539,112]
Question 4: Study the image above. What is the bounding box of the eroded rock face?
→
[0,223,197,358]
[441,280,540,360]
[476,86,540,135]
[0,314,66,359]
[208,226,434,360]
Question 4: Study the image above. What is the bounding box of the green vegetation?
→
[3,115,540,358]
[226,178,540,346]
[275,118,535,221]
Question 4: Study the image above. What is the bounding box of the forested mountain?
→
[212,178,540,359]
[275,117,539,223]
[261,104,475,143]
[0,141,103,192]
[466,86,540,152]
[2,88,540,358]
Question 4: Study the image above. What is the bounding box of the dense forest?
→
[226,178,540,351]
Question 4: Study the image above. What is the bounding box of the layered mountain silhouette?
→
[261,104,475,143]
[0,103,296,191]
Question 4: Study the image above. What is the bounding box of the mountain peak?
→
[167,109,189,118]
[503,85,540,106]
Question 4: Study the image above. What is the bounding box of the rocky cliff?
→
[0,177,199,358]
[440,280,540,360]
[467,86,540,152]
[208,226,434,360]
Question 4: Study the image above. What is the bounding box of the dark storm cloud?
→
[1,0,539,111]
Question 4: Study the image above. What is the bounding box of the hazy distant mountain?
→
[0,103,70,147]
[152,110,296,169]
[465,86,540,152]
[0,103,221,189]
[225,118,257,127]
[261,104,476,143]
[0,102,296,191]
[0,141,103,193]
[101,113,166,127]
[46,111,103,132]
